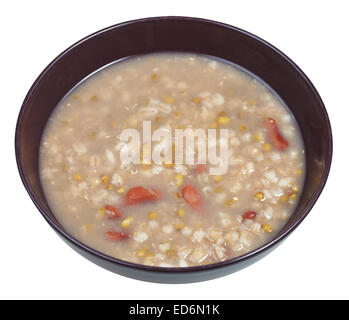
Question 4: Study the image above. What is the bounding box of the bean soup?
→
[40,53,305,267]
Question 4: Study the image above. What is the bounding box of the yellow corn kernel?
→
[147,252,154,258]
[246,99,256,106]
[215,187,223,193]
[262,223,273,233]
[192,97,201,105]
[166,249,176,256]
[209,122,218,129]
[176,124,184,129]
[101,175,110,184]
[91,95,98,101]
[289,192,297,200]
[151,73,158,81]
[116,186,125,194]
[263,143,271,152]
[279,195,288,203]
[148,211,157,219]
[176,223,184,230]
[213,175,222,182]
[121,217,133,228]
[83,224,93,232]
[174,174,183,187]
[73,174,82,182]
[137,248,147,258]
[296,169,303,175]
[218,116,230,125]
[95,208,106,220]
[239,125,247,132]
[164,96,174,104]
[225,199,234,207]
[291,185,299,192]
[254,133,261,142]
[255,192,265,201]
[88,132,96,139]
[106,184,113,191]
[177,209,185,217]
[174,111,181,117]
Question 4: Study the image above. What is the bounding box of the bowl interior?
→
[16,17,332,261]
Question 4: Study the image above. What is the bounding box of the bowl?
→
[15,16,332,283]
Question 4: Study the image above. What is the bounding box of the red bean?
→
[125,186,162,205]
[105,231,130,241]
[242,211,257,220]
[105,204,122,220]
[182,184,203,213]
[264,118,288,150]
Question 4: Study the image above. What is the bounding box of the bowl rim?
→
[15,16,333,274]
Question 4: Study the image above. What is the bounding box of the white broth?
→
[40,53,305,267]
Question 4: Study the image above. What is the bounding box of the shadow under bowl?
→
[15,16,332,283]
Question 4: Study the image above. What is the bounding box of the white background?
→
[1,0,348,300]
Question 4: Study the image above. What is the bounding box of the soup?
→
[40,53,305,267]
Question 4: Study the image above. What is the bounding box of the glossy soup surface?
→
[40,53,305,267]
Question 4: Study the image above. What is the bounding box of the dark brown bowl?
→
[15,16,332,283]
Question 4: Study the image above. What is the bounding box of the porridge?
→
[40,53,305,267]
